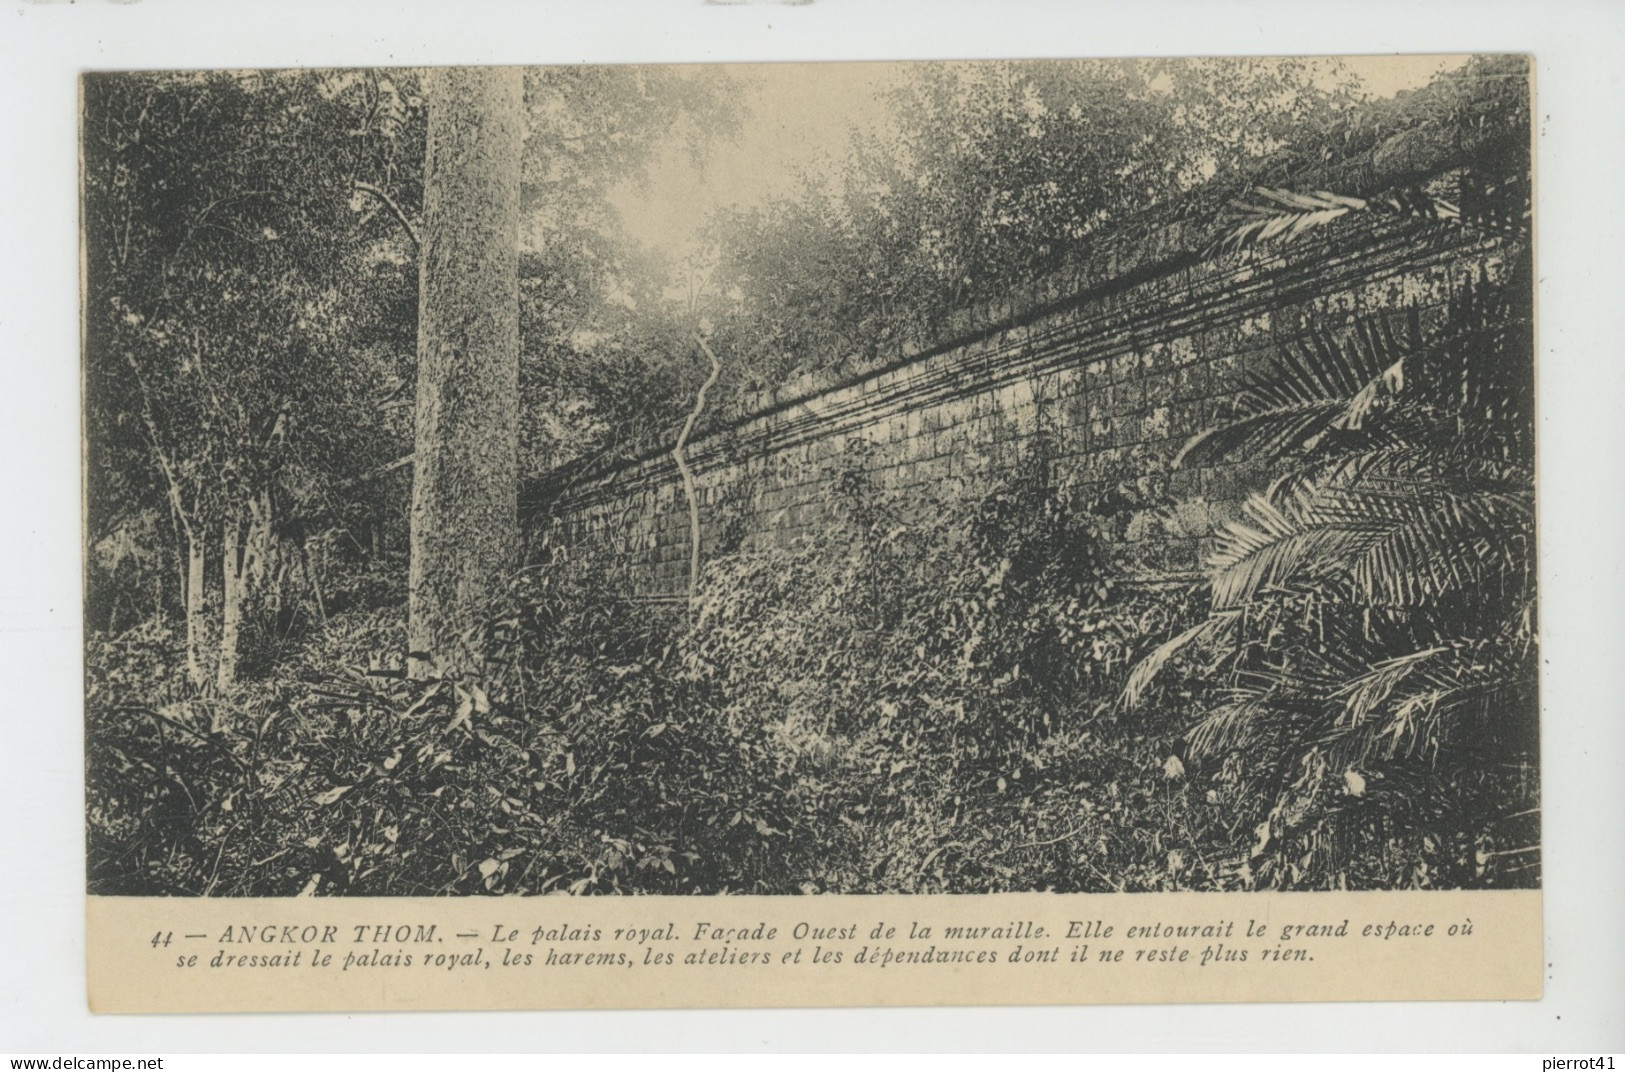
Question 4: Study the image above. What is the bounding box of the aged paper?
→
[82,53,1539,1014]
[88,891,1539,1012]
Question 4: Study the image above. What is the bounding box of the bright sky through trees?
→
[608,54,1469,260]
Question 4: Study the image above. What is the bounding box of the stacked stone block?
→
[534,183,1504,597]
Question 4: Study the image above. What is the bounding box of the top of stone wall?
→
[530,56,1529,501]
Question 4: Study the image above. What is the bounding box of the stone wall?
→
[527,159,1512,598]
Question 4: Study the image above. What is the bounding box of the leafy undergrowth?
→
[86,438,1538,896]
[84,611,1240,896]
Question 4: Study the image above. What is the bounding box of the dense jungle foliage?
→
[87,436,1237,895]
[84,57,1537,896]
[88,392,1536,894]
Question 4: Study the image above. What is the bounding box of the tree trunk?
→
[244,488,280,631]
[299,537,329,632]
[409,66,523,677]
[183,528,207,688]
[218,517,243,690]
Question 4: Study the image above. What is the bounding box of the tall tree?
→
[409,67,524,675]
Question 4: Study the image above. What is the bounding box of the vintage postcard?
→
[81,53,1539,1013]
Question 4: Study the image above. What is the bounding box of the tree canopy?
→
[696,58,1367,391]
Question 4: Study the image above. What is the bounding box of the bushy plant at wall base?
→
[675,423,1215,890]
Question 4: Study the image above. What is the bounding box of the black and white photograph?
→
[80,54,1538,904]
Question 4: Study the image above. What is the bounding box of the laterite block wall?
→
[529,157,1509,597]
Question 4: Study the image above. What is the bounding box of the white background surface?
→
[1,0,1621,1053]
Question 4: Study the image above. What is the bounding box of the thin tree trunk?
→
[184,529,207,688]
[245,488,279,627]
[218,516,243,690]
[408,66,523,677]
[297,535,329,632]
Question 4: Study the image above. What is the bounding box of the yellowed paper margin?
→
[89,890,1541,1012]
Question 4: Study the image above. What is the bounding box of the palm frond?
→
[1176,404,1331,470]
[1368,187,1460,225]
[1328,482,1534,608]
[1212,185,1458,255]
[1316,636,1537,767]
[1207,469,1532,613]
[1420,269,1536,452]
[1206,489,1365,609]
[1120,609,1241,710]
[1338,357,1405,431]
[1179,166,1536,887]
[1212,189,1368,255]
[1185,697,1264,759]
[1185,693,1310,761]
[1177,314,1416,469]
[1331,645,1452,729]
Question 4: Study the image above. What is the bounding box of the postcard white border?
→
[4,0,1622,1052]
